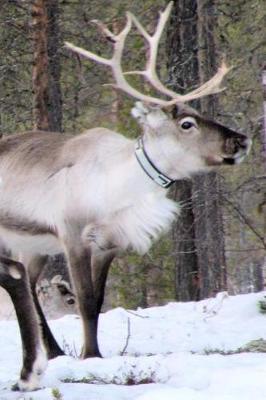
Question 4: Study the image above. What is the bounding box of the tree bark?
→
[172,182,200,301]
[262,68,266,164]
[31,0,66,313]
[193,0,226,297]
[167,0,227,300]
[31,0,62,132]
[167,0,200,301]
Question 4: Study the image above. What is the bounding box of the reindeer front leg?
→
[63,221,117,359]
[64,236,101,358]
[92,251,116,314]
[0,256,47,391]
[82,224,118,314]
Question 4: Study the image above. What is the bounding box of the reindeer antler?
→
[65,2,230,106]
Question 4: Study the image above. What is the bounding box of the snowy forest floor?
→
[1,292,266,400]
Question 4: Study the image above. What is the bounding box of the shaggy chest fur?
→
[106,192,179,254]
[0,190,179,258]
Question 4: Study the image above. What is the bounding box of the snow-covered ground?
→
[1,291,266,400]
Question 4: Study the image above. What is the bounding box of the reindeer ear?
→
[162,103,194,118]
[163,104,183,119]
[162,104,178,115]
[172,104,180,118]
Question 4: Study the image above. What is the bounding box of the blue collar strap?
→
[135,137,175,189]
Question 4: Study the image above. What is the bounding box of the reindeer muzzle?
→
[223,136,252,165]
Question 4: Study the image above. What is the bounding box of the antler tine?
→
[178,61,232,101]
[65,15,172,106]
[127,2,230,103]
[65,41,112,67]
[126,2,181,99]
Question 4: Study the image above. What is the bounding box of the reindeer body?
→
[0,127,178,258]
[0,104,251,391]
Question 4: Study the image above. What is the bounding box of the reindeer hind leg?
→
[0,256,47,391]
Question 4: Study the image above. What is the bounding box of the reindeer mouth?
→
[223,154,246,165]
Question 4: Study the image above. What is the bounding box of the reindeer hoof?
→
[81,349,103,359]
[11,382,43,392]
[14,348,48,392]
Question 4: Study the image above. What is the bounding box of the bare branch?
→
[224,197,266,249]
[120,317,131,355]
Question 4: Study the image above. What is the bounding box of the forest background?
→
[0,0,265,314]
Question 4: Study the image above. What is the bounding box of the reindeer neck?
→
[134,136,175,189]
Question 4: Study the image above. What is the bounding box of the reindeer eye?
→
[181,121,194,130]
[180,117,197,131]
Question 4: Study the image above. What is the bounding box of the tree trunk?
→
[167,0,200,301]
[261,68,266,162]
[31,0,62,132]
[193,0,226,297]
[172,182,200,301]
[31,0,66,314]
[167,0,227,300]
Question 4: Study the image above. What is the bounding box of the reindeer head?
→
[131,101,250,180]
[65,2,251,181]
[171,105,250,167]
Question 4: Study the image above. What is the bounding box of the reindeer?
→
[0,2,251,391]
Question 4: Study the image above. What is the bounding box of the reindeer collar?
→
[135,137,175,189]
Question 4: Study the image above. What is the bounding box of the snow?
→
[1,291,266,399]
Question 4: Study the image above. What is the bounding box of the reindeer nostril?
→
[225,136,251,156]
[232,137,248,153]
[66,297,75,305]
[238,140,244,149]
[235,137,250,150]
